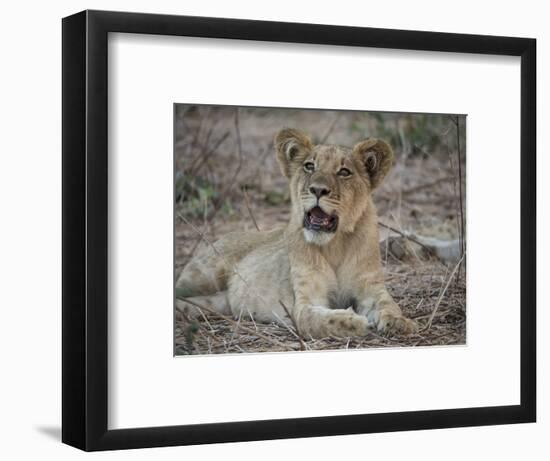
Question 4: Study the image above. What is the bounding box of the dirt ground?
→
[174,105,466,355]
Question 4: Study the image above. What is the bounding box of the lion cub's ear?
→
[352,138,394,189]
[275,128,312,178]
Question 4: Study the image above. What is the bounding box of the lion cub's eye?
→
[303,162,315,172]
[337,167,352,177]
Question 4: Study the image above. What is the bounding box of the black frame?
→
[62,10,536,451]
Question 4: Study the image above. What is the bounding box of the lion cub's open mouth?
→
[304,206,338,232]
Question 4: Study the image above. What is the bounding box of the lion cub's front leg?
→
[356,284,418,335]
[291,267,369,339]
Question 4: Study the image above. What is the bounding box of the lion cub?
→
[176,129,418,338]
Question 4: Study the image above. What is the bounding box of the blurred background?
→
[174,105,466,354]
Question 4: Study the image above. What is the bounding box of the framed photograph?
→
[62,10,536,451]
[174,104,467,355]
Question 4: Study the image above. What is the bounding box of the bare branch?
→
[378,221,436,256]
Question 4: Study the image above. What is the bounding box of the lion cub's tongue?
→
[310,207,331,225]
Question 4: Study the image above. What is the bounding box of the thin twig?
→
[185,107,210,161]
[246,307,258,330]
[229,309,243,345]
[207,109,244,221]
[243,188,260,231]
[455,116,466,261]
[188,122,216,174]
[180,235,204,271]
[401,176,453,195]
[320,114,342,144]
[414,298,424,313]
[272,312,305,345]
[279,301,306,351]
[423,254,465,331]
[194,305,215,332]
[190,131,230,176]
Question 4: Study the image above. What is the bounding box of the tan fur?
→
[177,129,418,338]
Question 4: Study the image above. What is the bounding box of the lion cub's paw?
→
[326,309,370,337]
[377,312,418,336]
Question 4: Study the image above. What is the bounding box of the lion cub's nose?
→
[309,185,331,199]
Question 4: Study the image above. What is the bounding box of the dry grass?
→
[175,262,466,355]
[174,105,466,356]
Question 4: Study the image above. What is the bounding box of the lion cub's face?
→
[275,128,394,245]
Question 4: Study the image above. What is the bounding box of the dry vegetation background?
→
[174,105,466,355]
